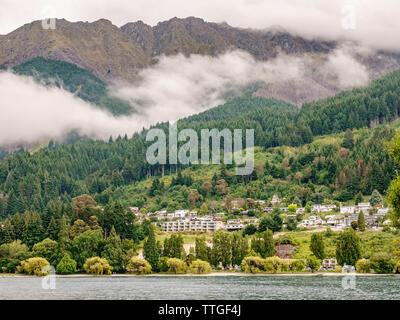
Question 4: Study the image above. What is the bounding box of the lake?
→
[0,275,399,300]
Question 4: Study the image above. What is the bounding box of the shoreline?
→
[1,272,398,278]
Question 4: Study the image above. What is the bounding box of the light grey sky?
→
[0,0,399,51]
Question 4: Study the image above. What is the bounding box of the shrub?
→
[264,256,283,273]
[355,259,371,273]
[166,258,187,274]
[370,253,395,274]
[56,254,77,275]
[241,256,266,273]
[83,257,112,275]
[126,257,152,275]
[17,257,50,276]
[289,259,306,272]
[190,259,212,274]
[157,257,169,273]
[393,261,400,274]
[307,256,321,272]
[334,266,342,273]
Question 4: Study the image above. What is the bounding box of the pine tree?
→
[310,233,325,259]
[336,228,361,266]
[358,211,366,232]
[143,225,159,272]
[46,217,59,240]
[370,189,383,206]
[22,211,45,247]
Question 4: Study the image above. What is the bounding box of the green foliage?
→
[32,238,59,265]
[310,233,325,260]
[56,253,77,275]
[163,233,185,259]
[83,257,112,275]
[17,257,50,276]
[143,225,160,272]
[306,256,321,272]
[242,224,257,236]
[251,230,275,258]
[370,190,383,206]
[0,240,31,273]
[355,259,371,273]
[370,252,395,274]
[258,209,282,233]
[70,229,104,269]
[126,257,152,275]
[211,230,232,268]
[358,211,366,232]
[195,236,211,262]
[241,256,266,273]
[190,259,212,274]
[166,258,187,274]
[336,229,361,266]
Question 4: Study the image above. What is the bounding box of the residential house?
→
[340,206,355,214]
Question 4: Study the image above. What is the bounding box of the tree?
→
[143,225,160,272]
[70,229,104,269]
[370,252,395,274]
[101,226,124,272]
[190,259,212,274]
[56,253,77,274]
[211,230,232,268]
[355,192,363,205]
[370,189,383,206]
[166,258,187,274]
[310,233,325,260]
[83,257,112,275]
[231,232,249,266]
[17,257,50,276]
[358,211,366,231]
[195,237,211,262]
[242,224,257,236]
[163,233,184,259]
[342,129,354,150]
[46,217,59,240]
[126,257,152,274]
[251,230,275,258]
[258,209,282,233]
[32,238,59,265]
[72,194,97,219]
[0,240,30,273]
[201,180,213,195]
[69,219,90,238]
[199,203,208,215]
[286,217,297,231]
[187,189,202,208]
[307,256,321,272]
[22,211,45,247]
[336,228,361,266]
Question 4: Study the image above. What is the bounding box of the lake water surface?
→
[0,275,399,300]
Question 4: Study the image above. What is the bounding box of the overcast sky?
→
[0,0,399,51]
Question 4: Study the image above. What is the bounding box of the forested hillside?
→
[13,57,133,116]
[1,68,400,220]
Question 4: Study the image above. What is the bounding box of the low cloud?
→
[0,49,369,146]
[0,0,399,51]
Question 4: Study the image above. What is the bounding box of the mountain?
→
[13,57,133,115]
[1,67,400,219]
[2,17,400,107]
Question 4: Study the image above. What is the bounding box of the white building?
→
[311,204,336,213]
[340,206,355,214]
[161,219,224,232]
[356,202,372,214]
